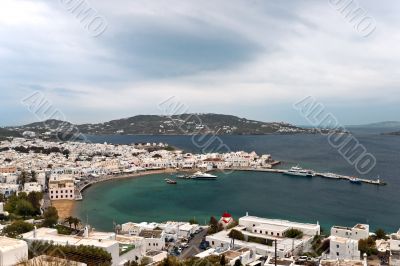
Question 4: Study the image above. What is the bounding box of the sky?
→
[0,0,399,126]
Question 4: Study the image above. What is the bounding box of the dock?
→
[227,168,387,186]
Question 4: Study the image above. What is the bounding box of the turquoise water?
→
[75,131,400,232]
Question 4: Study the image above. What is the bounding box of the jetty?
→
[227,168,387,186]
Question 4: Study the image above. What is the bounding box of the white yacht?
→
[190,171,217,180]
[283,166,314,177]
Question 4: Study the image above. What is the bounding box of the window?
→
[61,195,63,198]
[336,252,339,256]
[277,233,280,236]
[337,245,339,248]
[255,230,257,233]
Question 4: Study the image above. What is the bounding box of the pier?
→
[226,168,387,186]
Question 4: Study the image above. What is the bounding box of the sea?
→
[74,127,400,232]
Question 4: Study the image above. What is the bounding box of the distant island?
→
[382,131,400,136]
[5,113,340,138]
[347,121,400,128]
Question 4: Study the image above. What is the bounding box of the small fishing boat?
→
[165,178,177,184]
[349,177,361,184]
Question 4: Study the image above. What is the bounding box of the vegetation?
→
[234,259,242,266]
[208,216,223,235]
[14,114,318,136]
[2,220,34,238]
[29,241,112,266]
[374,228,389,240]
[4,192,43,218]
[284,228,304,239]
[42,206,59,227]
[228,229,245,241]
[158,255,224,266]
[220,254,226,266]
[56,224,74,235]
[188,218,198,225]
[359,236,379,256]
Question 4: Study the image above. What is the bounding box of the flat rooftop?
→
[320,260,364,266]
[139,229,162,238]
[22,228,117,248]
[0,236,27,252]
[240,216,319,230]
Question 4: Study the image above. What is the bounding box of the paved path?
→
[179,229,208,259]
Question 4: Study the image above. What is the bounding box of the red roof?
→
[222,212,232,218]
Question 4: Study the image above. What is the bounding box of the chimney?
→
[84,226,89,238]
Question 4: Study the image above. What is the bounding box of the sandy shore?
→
[52,200,76,220]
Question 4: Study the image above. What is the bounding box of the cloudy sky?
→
[1,0,399,126]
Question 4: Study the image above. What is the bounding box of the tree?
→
[208,216,220,234]
[15,199,35,217]
[0,193,4,202]
[220,254,226,266]
[189,218,198,225]
[27,191,43,214]
[234,259,242,266]
[3,220,34,238]
[64,216,74,228]
[284,228,304,239]
[375,228,388,240]
[42,206,59,227]
[72,217,81,229]
[18,171,28,186]
[30,170,37,182]
[228,229,245,241]
[359,237,378,256]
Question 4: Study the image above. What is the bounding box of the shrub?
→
[3,220,34,238]
[284,228,304,239]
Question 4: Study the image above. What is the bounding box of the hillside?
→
[8,113,331,136]
[348,121,400,128]
[0,127,21,140]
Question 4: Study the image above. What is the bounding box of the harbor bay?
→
[75,131,400,232]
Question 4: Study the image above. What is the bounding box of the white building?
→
[207,215,320,258]
[22,227,145,266]
[23,182,42,193]
[0,183,19,197]
[390,229,400,265]
[138,230,165,252]
[0,236,28,266]
[49,177,75,200]
[328,224,369,261]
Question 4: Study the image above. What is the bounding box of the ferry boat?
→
[320,172,342,179]
[165,178,177,184]
[283,166,314,177]
[349,177,361,184]
[190,171,217,180]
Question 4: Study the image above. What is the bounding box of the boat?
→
[176,174,190,179]
[165,178,177,184]
[349,177,361,184]
[320,172,342,179]
[283,166,314,177]
[190,171,217,180]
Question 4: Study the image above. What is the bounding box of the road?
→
[179,229,208,259]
